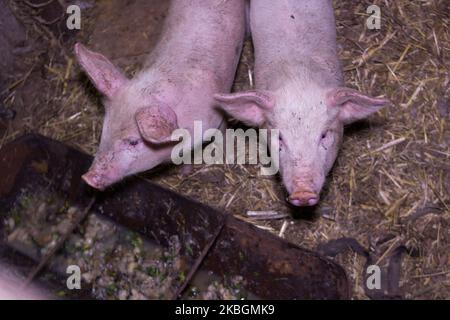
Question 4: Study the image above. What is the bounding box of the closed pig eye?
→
[124,137,142,147]
[129,140,139,146]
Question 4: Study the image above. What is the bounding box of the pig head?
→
[75,43,176,190]
[215,84,389,206]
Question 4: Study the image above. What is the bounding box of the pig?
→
[75,0,246,190]
[214,0,390,206]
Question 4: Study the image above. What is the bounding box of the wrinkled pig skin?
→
[75,0,246,190]
[215,0,390,206]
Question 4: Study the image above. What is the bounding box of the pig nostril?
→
[288,193,319,207]
[289,198,302,206]
[308,197,319,206]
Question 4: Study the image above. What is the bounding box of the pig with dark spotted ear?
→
[214,0,390,207]
[74,0,246,190]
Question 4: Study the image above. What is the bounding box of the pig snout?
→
[81,153,123,190]
[288,190,319,207]
[82,170,108,190]
[286,175,323,207]
[82,168,125,191]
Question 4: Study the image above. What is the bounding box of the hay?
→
[1,0,449,299]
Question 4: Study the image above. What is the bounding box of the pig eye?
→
[126,138,141,147]
[278,134,284,150]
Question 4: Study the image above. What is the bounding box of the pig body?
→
[76,0,246,189]
[215,0,389,206]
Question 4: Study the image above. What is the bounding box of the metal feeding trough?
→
[0,134,349,299]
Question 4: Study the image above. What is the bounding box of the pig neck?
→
[254,41,343,91]
[255,58,343,94]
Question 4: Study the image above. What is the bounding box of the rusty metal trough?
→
[0,134,349,299]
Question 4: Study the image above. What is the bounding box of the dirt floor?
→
[1,0,449,299]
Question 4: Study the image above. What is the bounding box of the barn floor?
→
[1,0,449,299]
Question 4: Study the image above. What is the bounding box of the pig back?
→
[144,0,247,92]
[250,0,342,87]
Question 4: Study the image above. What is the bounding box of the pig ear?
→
[135,105,179,144]
[214,90,275,127]
[74,43,127,98]
[327,88,390,125]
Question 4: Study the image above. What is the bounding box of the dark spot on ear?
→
[290,14,295,19]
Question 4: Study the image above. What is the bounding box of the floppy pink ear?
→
[74,43,127,98]
[214,90,275,127]
[326,87,390,125]
[135,105,179,144]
